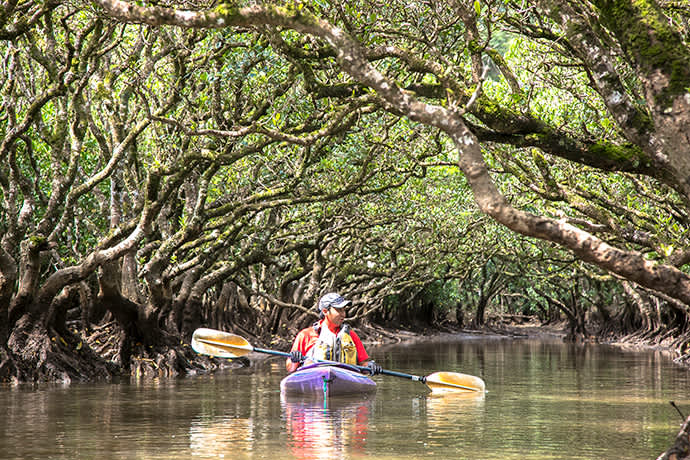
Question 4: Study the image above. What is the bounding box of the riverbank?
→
[354,318,687,370]
[492,319,689,368]
[352,318,568,347]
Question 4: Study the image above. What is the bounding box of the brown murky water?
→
[2,335,689,459]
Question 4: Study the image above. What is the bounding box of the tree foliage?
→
[1,0,690,381]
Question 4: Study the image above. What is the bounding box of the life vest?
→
[307,322,358,365]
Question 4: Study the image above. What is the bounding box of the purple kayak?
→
[280,362,377,396]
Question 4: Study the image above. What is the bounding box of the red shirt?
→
[289,319,369,364]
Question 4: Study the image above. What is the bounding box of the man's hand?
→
[289,351,304,363]
[366,360,382,375]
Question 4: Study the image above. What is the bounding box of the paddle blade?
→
[425,371,486,394]
[191,328,254,358]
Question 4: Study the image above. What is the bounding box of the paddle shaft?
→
[380,369,427,383]
[252,346,375,375]
[253,347,291,358]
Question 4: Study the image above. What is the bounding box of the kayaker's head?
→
[318,292,351,327]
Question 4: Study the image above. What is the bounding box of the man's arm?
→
[350,330,381,374]
[350,330,370,364]
[285,330,307,373]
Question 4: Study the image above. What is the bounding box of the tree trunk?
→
[212,282,234,330]
[0,248,18,345]
[455,304,464,327]
[143,255,171,318]
[120,252,142,303]
[48,285,77,336]
[172,267,203,338]
[8,237,49,327]
[181,295,203,341]
[98,260,161,349]
[621,281,645,333]
[474,294,489,327]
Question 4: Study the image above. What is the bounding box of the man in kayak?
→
[285,292,382,375]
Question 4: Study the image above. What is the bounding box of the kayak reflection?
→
[281,393,375,460]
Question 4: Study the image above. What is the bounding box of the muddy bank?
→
[355,318,686,370]
[487,319,688,368]
[353,319,568,347]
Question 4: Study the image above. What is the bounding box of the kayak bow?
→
[280,362,377,396]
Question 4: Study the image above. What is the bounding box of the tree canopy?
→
[1,0,690,381]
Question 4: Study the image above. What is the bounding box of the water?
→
[1,335,688,459]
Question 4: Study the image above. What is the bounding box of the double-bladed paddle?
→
[191,327,486,394]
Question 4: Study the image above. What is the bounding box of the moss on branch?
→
[594,0,690,108]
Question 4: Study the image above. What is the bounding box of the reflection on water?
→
[282,394,374,459]
[189,416,254,457]
[425,391,485,426]
[0,337,688,460]
[423,392,486,451]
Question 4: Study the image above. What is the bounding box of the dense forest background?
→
[1,0,690,383]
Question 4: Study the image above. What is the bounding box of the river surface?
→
[2,334,689,459]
